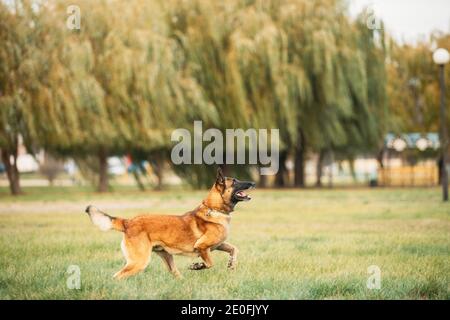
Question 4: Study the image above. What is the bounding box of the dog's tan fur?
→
[86,168,253,279]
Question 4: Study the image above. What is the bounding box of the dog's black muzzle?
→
[232,179,255,202]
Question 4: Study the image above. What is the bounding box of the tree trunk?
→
[349,157,357,182]
[294,131,306,187]
[259,171,268,188]
[438,156,443,185]
[132,170,146,191]
[377,148,385,169]
[155,172,163,190]
[315,150,325,187]
[294,149,305,187]
[149,152,164,190]
[274,151,287,188]
[327,149,334,189]
[98,149,109,192]
[154,159,163,191]
[1,148,22,195]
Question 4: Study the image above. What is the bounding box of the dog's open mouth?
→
[234,190,251,201]
[231,180,255,203]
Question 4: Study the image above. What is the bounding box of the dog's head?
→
[205,167,255,213]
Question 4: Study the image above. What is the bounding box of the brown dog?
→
[85,168,255,279]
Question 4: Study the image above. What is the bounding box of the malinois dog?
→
[85,168,255,279]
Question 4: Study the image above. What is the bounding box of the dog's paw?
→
[227,259,237,270]
[189,262,207,270]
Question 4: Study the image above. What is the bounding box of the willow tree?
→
[340,9,388,168]
[4,1,114,192]
[21,1,164,191]
[387,34,450,134]
[164,0,388,187]
[0,1,42,195]
[11,0,142,192]
[95,0,215,190]
[7,0,213,192]
[228,2,308,186]
[165,0,249,186]
[268,0,386,186]
[166,0,303,186]
[386,33,450,176]
[314,5,388,176]
[0,2,22,194]
[61,0,134,192]
[1,0,390,193]
[49,0,213,191]
[0,1,85,195]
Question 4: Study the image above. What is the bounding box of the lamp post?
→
[433,48,450,201]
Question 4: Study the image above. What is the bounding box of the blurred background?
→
[1,0,450,300]
[1,0,450,195]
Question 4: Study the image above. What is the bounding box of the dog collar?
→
[201,202,230,216]
[207,208,232,218]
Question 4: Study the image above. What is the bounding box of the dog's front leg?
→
[215,242,239,269]
[190,236,214,270]
[189,248,213,270]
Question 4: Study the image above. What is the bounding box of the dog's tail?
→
[85,205,126,232]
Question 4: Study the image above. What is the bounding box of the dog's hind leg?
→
[113,234,152,280]
[155,250,182,278]
[215,242,239,269]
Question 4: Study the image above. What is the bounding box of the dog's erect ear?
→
[215,167,225,191]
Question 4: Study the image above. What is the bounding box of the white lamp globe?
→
[393,138,407,152]
[433,48,450,65]
[416,138,429,151]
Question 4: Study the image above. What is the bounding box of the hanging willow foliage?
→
[1,0,389,191]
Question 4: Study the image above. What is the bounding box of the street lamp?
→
[416,137,429,151]
[433,48,450,201]
[392,137,407,152]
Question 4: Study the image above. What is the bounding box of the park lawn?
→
[0,187,449,299]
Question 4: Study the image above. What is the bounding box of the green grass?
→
[0,186,449,299]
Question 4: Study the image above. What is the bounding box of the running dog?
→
[85,168,255,279]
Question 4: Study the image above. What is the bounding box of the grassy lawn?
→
[0,186,449,299]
